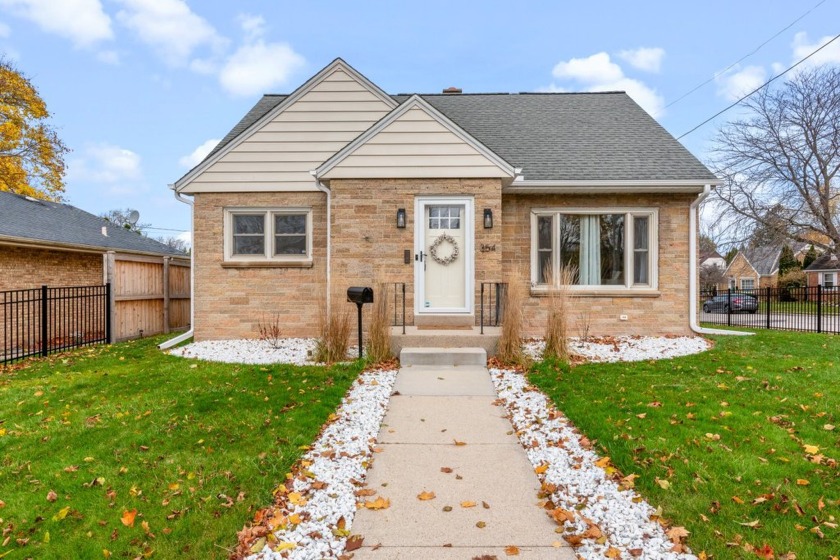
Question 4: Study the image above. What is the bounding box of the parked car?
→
[702,294,758,314]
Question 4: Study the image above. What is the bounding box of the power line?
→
[677,32,840,140]
[144,226,189,233]
[665,0,828,109]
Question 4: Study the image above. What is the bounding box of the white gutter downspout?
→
[159,184,195,349]
[313,174,331,314]
[689,185,751,336]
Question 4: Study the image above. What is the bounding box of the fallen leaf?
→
[476,521,486,528]
[504,545,520,556]
[345,535,364,552]
[121,509,137,527]
[417,491,436,501]
[656,478,671,490]
[739,520,761,528]
[796,479,810,486]
[46,490,57,502]
[454,440,467,446]
[824,424,835,431]
[440,467,453,474]
[534,463,549,474]
[666,526,689,543]
[355,488,376,497]
[803,444,820,454]
[52,506,71,521]
[461,501,477,508]
[363,497,390,510]
[606,547,622,559]
[594,456,611,468]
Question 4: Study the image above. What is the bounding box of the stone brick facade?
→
[0,245,102,291]
[502,193,695,337]
[718,253,759,291]
[193,187,698,340]
[193,192,327,340]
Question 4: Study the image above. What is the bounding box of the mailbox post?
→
[347,287,373,359]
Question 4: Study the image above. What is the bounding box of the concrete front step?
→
[391,326,499,357]
[400,347,487,367]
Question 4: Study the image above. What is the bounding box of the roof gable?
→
[744,246,782,276]
[176,58,398,193]
[723,251,760,278]
[317,95,515,180]
[0,192,186,256]
[805,252,840,271]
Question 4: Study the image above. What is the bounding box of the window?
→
[225,208,312,263]
[429,206,461,230]
[531,209,657,290]
[728,278,736,290]
[740,278,755,291]
[823,272,836,288]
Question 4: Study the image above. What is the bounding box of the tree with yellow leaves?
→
[0,58,68,201]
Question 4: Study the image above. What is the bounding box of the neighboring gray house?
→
[0,191,190,341]
[719,246,782,291]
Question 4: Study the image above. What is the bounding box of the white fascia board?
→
[505,179,720,194]
[179,183,321,194]
[315,95,516,179]
[174,58,398,192]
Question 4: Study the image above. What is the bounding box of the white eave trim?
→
[174,58,398,192]
[504,179,721,194]
[315,94,516,179]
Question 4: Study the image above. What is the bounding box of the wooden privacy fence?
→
[106,253,191,341]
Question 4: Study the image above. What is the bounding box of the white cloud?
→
[179,138,220,168]
[68,143,143,195]
[176,230,192,248]
[617,47,665,73]
[547,52,665,118]
[716,65,766,101]
[552,52,623,83]
[791,31,840,69]
[0,0,112,47]
[217,14,304,97]
[0,21,10,38]
[115,0,227,67]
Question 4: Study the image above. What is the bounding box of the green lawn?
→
[530,330,839,559]
[0,337,363,559]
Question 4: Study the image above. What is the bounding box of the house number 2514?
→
[480,244,496,252]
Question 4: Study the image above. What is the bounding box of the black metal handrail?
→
[1,284,110,364]
[390,282,406,334]
[699,285,839,334]
[480,282,507,334]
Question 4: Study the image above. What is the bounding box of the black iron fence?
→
[700,286,840,334]
[1,284,111,364]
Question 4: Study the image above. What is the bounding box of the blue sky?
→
[2,0,839,243]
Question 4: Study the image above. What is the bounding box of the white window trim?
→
[823,272,836,288]
[224,207,313,263]
[529,207,659,292]
[739,277,756,290]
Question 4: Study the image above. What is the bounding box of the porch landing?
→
[390,326,500,358]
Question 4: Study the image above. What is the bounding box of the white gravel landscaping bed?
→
[491,368,695,560]
[525,336,710,363]
[240,367,398,560]
[168,338,361,366]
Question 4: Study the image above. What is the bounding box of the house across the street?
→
[172,58,721,341]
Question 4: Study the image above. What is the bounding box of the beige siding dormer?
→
[181,68,395,193]
[319,97,515,181]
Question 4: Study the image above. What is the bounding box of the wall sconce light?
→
[483,208,493,229]
[396,208,406,228]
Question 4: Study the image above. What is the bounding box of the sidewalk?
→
[351,364,575,559]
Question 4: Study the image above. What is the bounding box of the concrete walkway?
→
[352,365,575,559]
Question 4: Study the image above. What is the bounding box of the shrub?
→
[257,313,283,349]
[314,290,352,364]
[496,280,529,367]
[365,281,393,364]
[778,269,807,302]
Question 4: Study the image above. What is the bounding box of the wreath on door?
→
[429,233,459,265]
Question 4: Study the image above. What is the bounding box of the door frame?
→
[414,195,474,315]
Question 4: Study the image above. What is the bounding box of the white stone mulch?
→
[168,338,361,366]
[491,367,695,560]
[242,367,398,560]
[525,336,710,363]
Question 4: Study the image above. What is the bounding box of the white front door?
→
[415,197,473,314]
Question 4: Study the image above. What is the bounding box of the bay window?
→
[531,209,657,290]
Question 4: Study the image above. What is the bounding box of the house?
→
[0,191,190,341]
[805,252,840,289]
[700,250,726,270]
[172,58,720,341]
[719,246,781,291]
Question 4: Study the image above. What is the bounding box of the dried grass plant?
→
[314,287,352,364]
[542,265,577,363]
[496,279,529,367]
[365,280,393,364]
[257,313,283,349]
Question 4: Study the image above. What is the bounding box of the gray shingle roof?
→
[0,191,186,256]
[198,91,717,183]
[744,246,782,275]
[805,252,840,271]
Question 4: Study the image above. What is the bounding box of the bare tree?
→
[100,208,150,234]
[710,66,840,252]
[699,264,726,291]
[156,235,190,254]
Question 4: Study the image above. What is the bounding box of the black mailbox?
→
[347,287,373,359]
[347,286,374,304]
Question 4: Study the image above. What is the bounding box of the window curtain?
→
[579,215,601,284]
